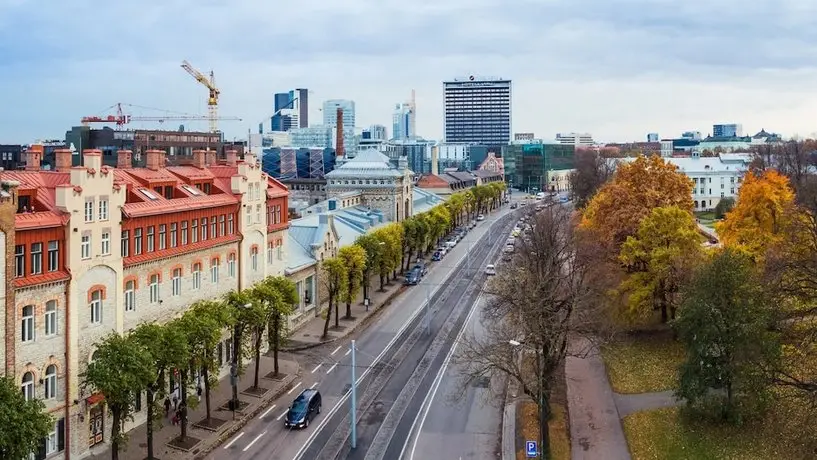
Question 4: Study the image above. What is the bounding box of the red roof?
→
[15,211,69,230]
[166,166,216,181]
[124,168,179,185]
[416,174,451,188]
[14,270,70,288]
[122,193,239,218]
[1,170,70,210]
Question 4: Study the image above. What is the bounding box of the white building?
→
[556,132,594,147]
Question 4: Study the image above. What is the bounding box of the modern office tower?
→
[363,124,388,141]
[647,133,659,142]
[555,132,595,146]
[271,89,309,131]
[322,100,356,129]
[443,76,511,145]
[392,90,417,140]
[713,124,743,137]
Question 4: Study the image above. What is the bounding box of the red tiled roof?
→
[122,193,239,217]
[416,174,451,188]
[1,170,70,211]
[124,168,178,185]
[14,270,70,288]
[123,234,242,267]
[166,166,216,181]
[15,211,69,230]
[266,177,288,198]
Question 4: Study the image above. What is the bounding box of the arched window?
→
[228,253,236,277]
[21,305,34,342]
[192,263,202,290]
[89,290,103,324]
[44,300,57,336]
[124,280,136,311]
[251,247,258,271]
[44,365,57,399]
[21,371,34,400]
[210,258,220,283]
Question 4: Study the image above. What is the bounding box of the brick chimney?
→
[54,148,73,172]
[225,149,238,166]
[117,150,132,169]
[205,150,217,166]
[145,149,165,171]
[335,107,345,160]
[24,149,41,171]
[191,150,205,168]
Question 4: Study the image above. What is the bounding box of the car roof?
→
[296,388,319,401]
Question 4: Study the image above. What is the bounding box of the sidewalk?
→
[87,355,300,460]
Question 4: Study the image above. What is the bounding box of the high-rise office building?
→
[392,103,415,140]
[443,76,512,146]
[713,123,743,138]
[322,100,356,129]
[271,89,309,131]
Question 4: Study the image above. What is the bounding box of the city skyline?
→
[3,1,817,143]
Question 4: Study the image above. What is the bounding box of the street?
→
[208,201,520,460]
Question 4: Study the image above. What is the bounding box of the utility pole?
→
[350,340,357,449]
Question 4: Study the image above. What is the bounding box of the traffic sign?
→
[526,440,537,457]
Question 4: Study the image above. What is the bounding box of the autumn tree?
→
[321,256,348,339]
[675,249,780,422]
[716,170,798,260]
[0,376,53,460]
[618,206,703,323]
[262,276,297,377]
[580,154,694,254]
[83,332,154,460]
[338,244,367,319]
[569,148,615,208]
[223,289,255,415]
[355,233,382,299]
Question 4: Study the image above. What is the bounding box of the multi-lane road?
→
[210,200,521,460]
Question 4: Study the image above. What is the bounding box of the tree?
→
[131,320,189,460]
[223,289,255,415]
[401,217,421,271]
[714,196,735,219]
[321,256,348,339]
[446,192,465,226]
[617,206,703,323]
[261,276,297,377]
[355,233,382,299]
[569,148,615,208]
[338,245,367,319]
[83,332,154,460]
[675,249,780,422]
[716,170,798,260]
[580,154,694,254]
[0,376,52,460]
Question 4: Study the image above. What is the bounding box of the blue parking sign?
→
[526,440,538,457]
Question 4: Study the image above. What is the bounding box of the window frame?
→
[21,305,34,342]
[90,290,102,324]
[124,280,136,312]
[44,364,57,400]
[181,221,189,245]
[228,253,236,277]
[172,268,181,296]
[100,232,110,256]
[159,224,167,250]
[44,300,57,336]
[30,242,42,275]
[98,199,108,221]
[149,274,160,303]
[84,199,94,222]
[81,235,91,260]
[192,263,202,290]
[15,244,25,277]
[21,372,34,401]
[170,222,177,248]
[134,228,143,255]
[146,226,155,252]
[210,259,219,283]
[47,240,59,272]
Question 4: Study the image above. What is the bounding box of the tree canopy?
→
[0,376,53,460]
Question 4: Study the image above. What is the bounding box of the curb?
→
[191,363,302,460]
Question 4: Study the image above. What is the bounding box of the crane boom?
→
[81,102,241,127]
[180,60,221,133]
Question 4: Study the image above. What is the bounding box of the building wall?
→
[443,77,512,145]
[546,169,574,192]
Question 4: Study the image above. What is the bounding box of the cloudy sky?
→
[2,0,817,144]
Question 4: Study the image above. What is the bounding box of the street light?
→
[230,302,252,419]
[509,338,546,460]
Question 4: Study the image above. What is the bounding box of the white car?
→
[477,214,485,221]
[485,264,496,276]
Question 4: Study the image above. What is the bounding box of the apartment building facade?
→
[2,147,289,459]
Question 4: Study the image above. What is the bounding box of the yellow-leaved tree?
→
[716,170,797,260]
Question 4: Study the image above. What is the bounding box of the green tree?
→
[714,196,735,219]
[0,376,52,460]
[262,276,298,377]
[675,249,781,422]
[131,320,189,460]
[401,217,419,271]
[339,244,367,319]
[321,257,348,339]
[83,332,154,460]
[182,301,229,427]
[446,193,465,226]
[355,233,383,300]
[223,289,255,416]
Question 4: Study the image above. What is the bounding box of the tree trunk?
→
[231,325,241,411]
[253,328,262,389]
[345,301,352,319]
[146,385,156,459]
[272,313,280,376]
[334,301,339,328]
[203,362,212,421]
[111,408,122,460]
[539,396,551,459]
[362,274,369,302]
[322,295,333,338]
[179,369,189,441]
[379,274,385,291]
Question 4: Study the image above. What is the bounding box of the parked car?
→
[477,214,485,221]
[485,264,497,276]
[437,247,448,256]
[432,251,443,261]
[510,203,518,209]
[413,261,429,277]
[404,267,422,285]
[285,389,322,429]
[504,245,515,254]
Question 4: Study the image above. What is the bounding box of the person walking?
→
[164,397,171,417]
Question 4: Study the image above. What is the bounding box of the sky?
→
[2,0,817,144]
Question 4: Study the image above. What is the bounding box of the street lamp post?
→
[350,340,357,449]
[510,339,546,460]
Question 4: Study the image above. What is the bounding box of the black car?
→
[510,203,518,209]
[431,251,443,261]
[285,389,322,429]
[413,261,428,277]
[404,268,422,285]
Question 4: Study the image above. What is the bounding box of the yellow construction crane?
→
[180,60,221,133]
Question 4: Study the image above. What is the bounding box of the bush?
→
[714,197,735,219]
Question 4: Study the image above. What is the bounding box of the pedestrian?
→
[172,395,179,411]
[172,408,180,425]
[164,397,171,417]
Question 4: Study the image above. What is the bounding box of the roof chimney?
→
[192,149,206,169]
[225,149,238,166]
[205,150,216,166]
[117,150,132,169]
[54,148,73,172]
[24,149,41,171]
[335,107,345,159]
[145,149,164,171]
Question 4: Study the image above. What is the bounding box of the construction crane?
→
[180,60,221,133]
[81,103,241,128]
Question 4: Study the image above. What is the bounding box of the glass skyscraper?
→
[322,100,356,129]
[443,77,511,146]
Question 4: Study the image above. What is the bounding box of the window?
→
[228,253,236,277]
[172,268,181,296]
[98,199,108,221]
[170,223,177,247]
[149,274,160,303]
[134,228,143,255]
[30,242,42,275]
[201,218,208,240]
[228,214,234,234]
[84,200,94,222]
[255,204,262,224]
[277,244,283,260]
[192,263,201,289]
[267,242,274,264]
[192,220,198,243]
[101,232,110,255]
[147,226,155,252]
[81,235,91,259]
[181,221,188,245]
[15,245,24,277]
[120,231,129,257]
[90,290,102,324]
[21,305,34,342]
[251,247,258,271]
[211,216,217,239]
[45,418,64,455]
[21,372,34,401]
[124,280,136,312]
[48,240,59,271]
[159,224,166,250]
[210,259,219,283]
[219,215,225,236]
[246,206,252,224]
[44,365,57,399]
[45,300,57,336]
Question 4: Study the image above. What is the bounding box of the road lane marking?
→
[344,349,351,356]
[311,363,323,373]
[276,410,288,421]
[326,363,338,374]
[242,431,266,452]
[330,345,342,355]
[287,382,302,394]
[259,404,277,419]
[310,382,318,389]
[223,431,244,449]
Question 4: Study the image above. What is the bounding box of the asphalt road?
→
[208,202,521,460]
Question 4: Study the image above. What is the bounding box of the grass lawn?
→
[694,211,717,221]
[517,401,570,460]
[601,333,685,394]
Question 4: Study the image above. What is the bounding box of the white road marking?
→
[259,404,276,419]
[310,381,318,389]
[287,382,302,394]
[330,345,342,355]
[344,349,351,356]
[311,363,323,373]
[223,431,244,449]
[326,363,338,374]
[276,410,288,421]
[242,431,266,452]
